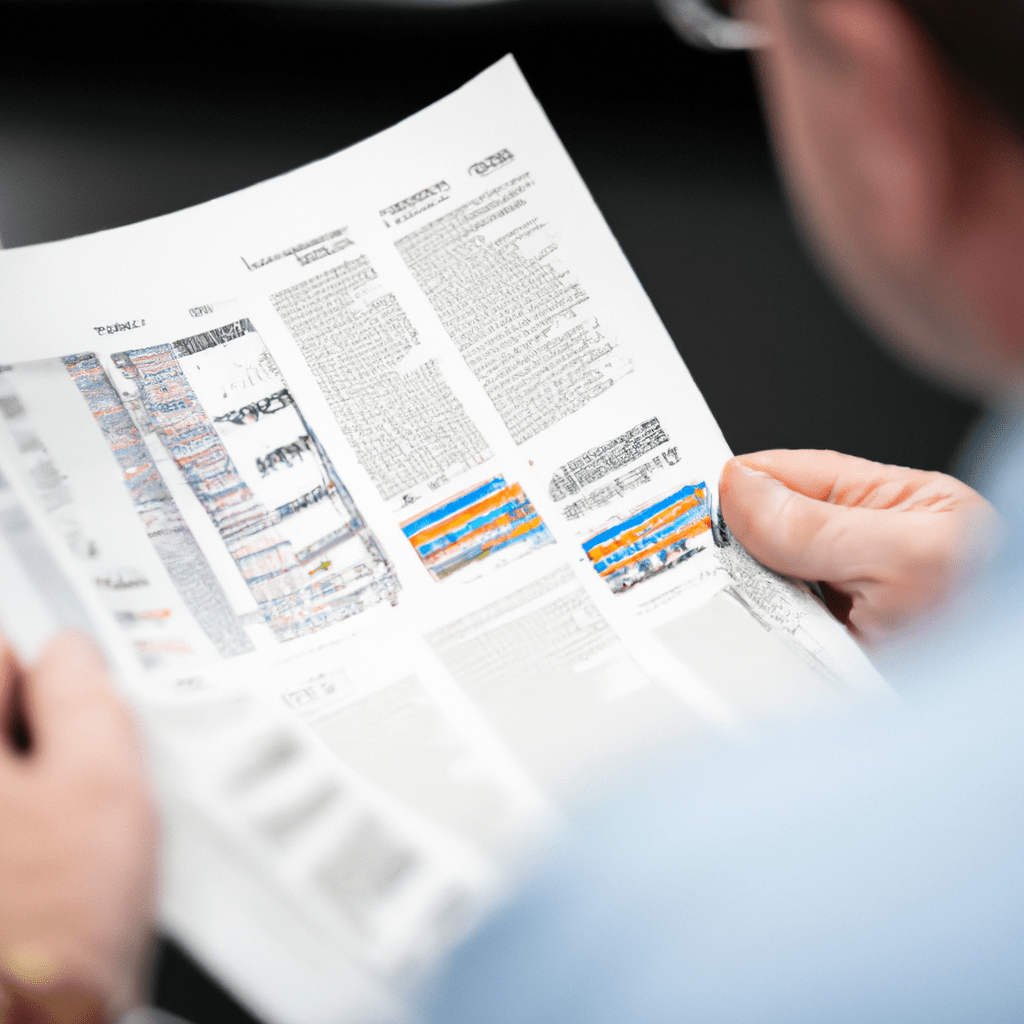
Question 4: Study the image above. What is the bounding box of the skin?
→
[0,632,158,1022]
[3,2,1021,1017]
[720,450,998,643]
[720,0,1024,643]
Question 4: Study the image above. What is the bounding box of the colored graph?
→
[109,321,400,641]
[582,482,712,593]
[401,476,553,581]
[63,352,254,657]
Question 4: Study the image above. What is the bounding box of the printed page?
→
[0,57,888,1024]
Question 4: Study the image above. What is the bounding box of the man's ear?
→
[769,0,972,274]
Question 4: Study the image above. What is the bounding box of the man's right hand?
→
[719,450,1000,646]
[0,632,159,1022]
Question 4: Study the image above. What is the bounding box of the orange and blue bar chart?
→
[582,482,712,593]
[402,476,553,581]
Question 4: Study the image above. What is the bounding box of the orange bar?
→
[588,495,701,563]
[408,485,524,548]
[596,516,712,576]
[424,511,541,567]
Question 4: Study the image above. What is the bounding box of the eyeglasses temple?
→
[655,0,772,51]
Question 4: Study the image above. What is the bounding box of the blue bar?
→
[582,483,706,553]
[402,476,508,538]
[416,497,524,556]
[592,503,708,573]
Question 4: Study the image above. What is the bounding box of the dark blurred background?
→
[0,0,980,1019]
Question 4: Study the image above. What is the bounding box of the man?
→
[418,0,1024,1021]
[3,1,1022,1022]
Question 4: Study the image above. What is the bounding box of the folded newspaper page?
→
[0,57,887,1024]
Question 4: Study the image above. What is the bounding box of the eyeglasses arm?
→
[655,0,772,51]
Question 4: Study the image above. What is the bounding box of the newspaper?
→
[0,57,887,1024]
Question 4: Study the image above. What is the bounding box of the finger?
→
[719,458,943,583]
[19,631,134,762]
[720,459,846,580]
[731,449,968,512]
[730,449,883,503]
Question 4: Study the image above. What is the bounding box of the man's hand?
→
[719,450,1000,645]
[0,632,159,1022]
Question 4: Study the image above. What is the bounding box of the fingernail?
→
[732,460,775,480]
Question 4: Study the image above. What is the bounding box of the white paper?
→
[0,57,889,1024]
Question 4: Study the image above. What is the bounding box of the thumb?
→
[19,631,134,764]
[719,457,893,583]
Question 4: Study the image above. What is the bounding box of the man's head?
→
[742,0,1024,402]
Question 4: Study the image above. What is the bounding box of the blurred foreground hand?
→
[0,632,158,1023]
[719,450,1000,645]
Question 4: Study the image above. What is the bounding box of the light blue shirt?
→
[421,419,1024,1024]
